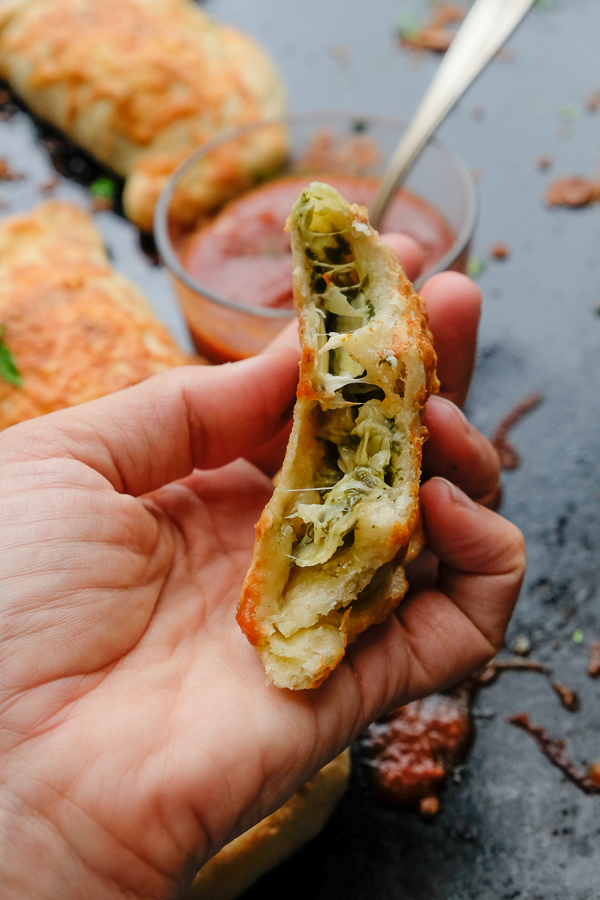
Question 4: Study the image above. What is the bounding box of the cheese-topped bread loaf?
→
[0,0,287,230]
[0,200,190,429]
[188,750,350,900]
[237,183,439,690]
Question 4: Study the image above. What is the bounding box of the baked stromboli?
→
[0,200,190,429]
[188,750,350,900]
[0,0,287,231]
[237,183,439,690]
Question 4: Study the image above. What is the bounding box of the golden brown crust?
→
[0,0,286,230]
[237,183,438,690]
[0,201,190,429]
[187,750,351,900]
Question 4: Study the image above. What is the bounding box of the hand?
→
[0,239,524,900]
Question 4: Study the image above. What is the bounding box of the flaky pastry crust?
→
[237,183,438,690]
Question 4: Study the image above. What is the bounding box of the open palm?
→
[0,260,524,900]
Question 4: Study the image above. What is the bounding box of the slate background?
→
[1,1,599,897]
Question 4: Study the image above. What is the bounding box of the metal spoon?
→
[369,0,537,230]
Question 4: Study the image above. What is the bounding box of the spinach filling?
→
[299,195,373,378]
[286,187,403,572]
[289,402,402,568]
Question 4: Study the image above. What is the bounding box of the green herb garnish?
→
[89,177,116,201]
[467,256,486,279]
[572,629,585,644]
[0,326,22,387]
[559,104,579,124]
[397,11,419,40]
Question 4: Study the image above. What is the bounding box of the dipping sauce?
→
[182,174,455,312]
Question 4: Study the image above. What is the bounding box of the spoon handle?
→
[369,0,536,230]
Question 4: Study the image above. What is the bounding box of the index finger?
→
[380,235,481,406]
[380,232,424,283]
[0,347,300,497]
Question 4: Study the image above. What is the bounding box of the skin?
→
[0,237,524,899]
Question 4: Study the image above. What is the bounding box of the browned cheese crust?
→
[0,200,190,429]
[0,0,287,230]
[188,750,351,900]
[237,183,438,690]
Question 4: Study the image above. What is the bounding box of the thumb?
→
[0,347,300,497]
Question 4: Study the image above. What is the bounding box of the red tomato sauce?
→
[182,174,455,310]
[360,692,472,815]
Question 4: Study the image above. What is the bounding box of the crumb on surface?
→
[0,158,24,181]
[398,2,465,54]
[546,175,600,208]
[537,153,553,170]
[588,641,600,678]
[491,242,509,260]
[585,89,600,113]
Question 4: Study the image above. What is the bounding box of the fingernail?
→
[435,477,479,511]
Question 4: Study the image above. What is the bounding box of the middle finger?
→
[420,271,481,408]
[423,394,501,508]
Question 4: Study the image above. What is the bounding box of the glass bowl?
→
[154,112,477,363]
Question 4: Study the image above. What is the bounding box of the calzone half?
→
[0,0,286,231]
[237,183,439,690]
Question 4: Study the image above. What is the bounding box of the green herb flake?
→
[467,256,486,279]
[572,629,585,644]
[397,11,419,40]
[0,327,22,388]
[89,177,116,201]
[559,104,579,124]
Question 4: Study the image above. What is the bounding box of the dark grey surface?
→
[1,1,599,897]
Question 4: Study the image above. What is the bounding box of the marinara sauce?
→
[182,174,455,312]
